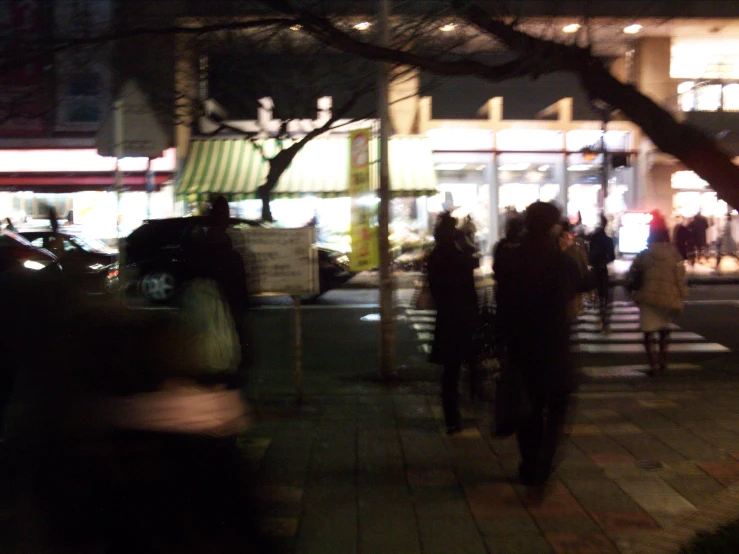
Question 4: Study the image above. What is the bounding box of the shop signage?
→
[348,128,378,272]
[96,80,168,159]
[230,226,319,296]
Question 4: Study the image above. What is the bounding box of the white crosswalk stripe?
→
[404,299,731,360]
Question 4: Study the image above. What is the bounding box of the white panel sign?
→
[230,226,318,296]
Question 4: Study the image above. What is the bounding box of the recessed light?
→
[440,23,456,32]
[290,24,302,31]
[562,23,580,34]
[538,165,551,172]
[354,21,371,31]
[623,24,642,34]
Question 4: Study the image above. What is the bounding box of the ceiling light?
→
[498,163,530,171]
[562,24,580,34]
[434,163,465,171]
[538,165,551,171]
[440,23,456,32]
[290,24,302,31]
[567,164,594,171]
[354,21,371,31]
[475,165,486,171]
[623,24,642,34]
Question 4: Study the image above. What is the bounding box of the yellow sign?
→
[349,128,378,271]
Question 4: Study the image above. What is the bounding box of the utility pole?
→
[378,0,395,378]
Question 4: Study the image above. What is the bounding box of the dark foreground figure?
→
[0,266,271,553]
[494,202,580,489]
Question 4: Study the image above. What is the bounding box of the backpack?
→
[177,278,241,374]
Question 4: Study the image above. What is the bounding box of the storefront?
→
[427,124,637,252]
[0,148,177,243]
[176,135,438,254]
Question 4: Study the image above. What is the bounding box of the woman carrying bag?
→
[628,225,688,375]
[427,212,480,436]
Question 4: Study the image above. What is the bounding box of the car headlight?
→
[23,259,47,271]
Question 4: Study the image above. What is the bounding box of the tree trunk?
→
[576,56,739,210]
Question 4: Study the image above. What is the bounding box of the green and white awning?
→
[176,136,438,199]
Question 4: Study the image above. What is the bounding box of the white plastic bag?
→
[177,278,241,374]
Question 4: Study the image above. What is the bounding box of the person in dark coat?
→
[494,201,580,490]
[673,215,694,264]
[688,210,709,262]
[587,214,616,333]
[427,212,479,435]
[186,196,250,385]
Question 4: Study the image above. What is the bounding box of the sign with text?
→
[229,226,318,296]
[348,128,378,272]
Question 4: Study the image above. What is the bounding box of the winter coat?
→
[587,228,616,269]
[673,224,694,260]
[427,240,479,366]
[631,242,687,313]
[494,236,580,393]
[689,215,709,247]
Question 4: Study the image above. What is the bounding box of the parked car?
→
[123,217,355,303]
[0,228,60,275]
[18,230,119,294]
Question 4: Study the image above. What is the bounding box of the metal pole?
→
[378,0,395,379]
[601,112,609,213]
[114,97,124,241]
[293,295,303,405]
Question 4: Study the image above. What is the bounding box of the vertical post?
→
[114,97,124,241]
[145,158,153,220]
[293,295,303,404]
[601,111,610,213]
[378,0,395,379]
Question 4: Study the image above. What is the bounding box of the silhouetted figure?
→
[494,201,579,491]
[427,212,479,435]
[629,226,687,375]
[587,214,616,333]
[688,210,709,262]
[716,213,738,271]
[186,196,250,384]
[559,220,591,321]
[673,215,694,264]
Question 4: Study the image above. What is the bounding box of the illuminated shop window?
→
[723,83,739,111]
[671,40,739,79]
[496,130,563,151]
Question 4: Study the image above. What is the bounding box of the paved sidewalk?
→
[243,372,739,554]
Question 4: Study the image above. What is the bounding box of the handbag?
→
[412,278,436,310]
[493,361,532,437]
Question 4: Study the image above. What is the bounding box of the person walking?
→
[587,214,616,333]
[427,212,479,435]
[628,225,688,375]
[688,210,709,263]
[673,215,694,265]
[558,221,591,321]
[715,213,738,272]
[494,201,580,491]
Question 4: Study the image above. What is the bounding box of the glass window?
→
[694,84,722,111]
[724,83,739,111]
[498,153,561,224]
[496,130,563,151]
[678,81,695,112]
[671,40,739,79]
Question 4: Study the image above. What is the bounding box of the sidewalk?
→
[243,372,739,554]
[345,257,739,290]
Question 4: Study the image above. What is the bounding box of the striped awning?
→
[176,136,438,199]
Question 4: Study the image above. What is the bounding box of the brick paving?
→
[242,376,739,554]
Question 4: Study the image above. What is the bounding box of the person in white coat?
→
[628,226,688,375]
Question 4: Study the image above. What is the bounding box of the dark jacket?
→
[689,215,709,247]
[674,224,694,260]
[494,235,579,392]
[587,228,616,269]
[427,240,479,365]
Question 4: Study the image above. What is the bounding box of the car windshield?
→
[69,235,117,254]
[0,229,32,247]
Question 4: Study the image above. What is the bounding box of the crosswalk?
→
[405,300,730,376]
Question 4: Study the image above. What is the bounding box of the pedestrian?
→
[494,201,580,492]
[558,220,591,321]
[587,214,616,333]
[492,216,523,342]
[628,225,688,375]
[688,210,709,263]
[673,215,694,265]
[427,212,479,435]
[715,213,738,271]
[186,195,251,387]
